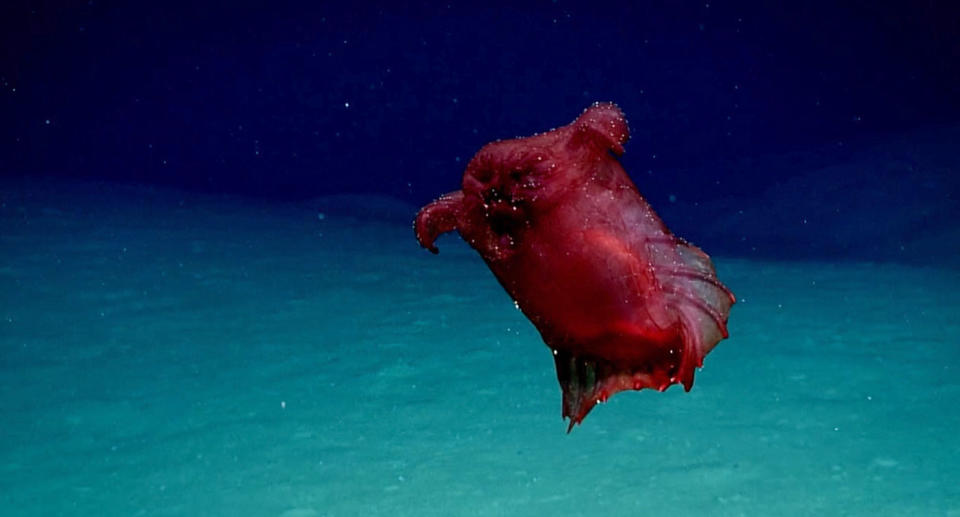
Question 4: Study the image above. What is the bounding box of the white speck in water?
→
[872,457,898,468]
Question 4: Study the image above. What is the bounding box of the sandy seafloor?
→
[1,178,958,517]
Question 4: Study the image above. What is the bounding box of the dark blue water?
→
[1,2,958,515]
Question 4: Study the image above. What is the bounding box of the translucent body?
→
[415,103,735,430]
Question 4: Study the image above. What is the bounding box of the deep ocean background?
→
[3,1,959,265]
[2,2,959,516]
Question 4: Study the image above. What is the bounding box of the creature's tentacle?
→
[675,309,705,391]
[414,191,465,254]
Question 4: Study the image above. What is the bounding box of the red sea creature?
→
[415,103,735,430]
